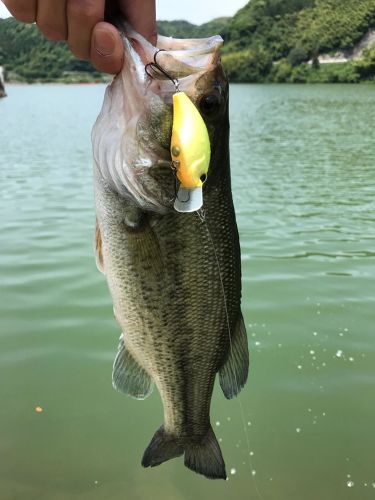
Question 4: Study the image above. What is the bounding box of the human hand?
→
[3,0,156,74]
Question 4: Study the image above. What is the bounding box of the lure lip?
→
[174,186,203,213]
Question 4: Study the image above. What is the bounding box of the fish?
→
[91,21,249,480]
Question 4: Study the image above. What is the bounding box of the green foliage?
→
[294,0,375,54]
[157,17,230,38]
[312,62,360,83]
[157,20,198,38]
[288,45,309,66]
[355,47,375,79]
[224,1,301,59]
[270,59,293,82]
[194,17,231,37]
[289,65,309,83]
[225,0,375,58]
[223,0,375,81]
[271,61,361,83]
[222,48,272,82]
[0,17,104,82]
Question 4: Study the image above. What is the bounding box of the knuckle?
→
[68,43,90,61]
[38,23,67,41]
[67,0,100,21]
[11,10,36,23]
[4,1,36,22]
[16,13,35,23]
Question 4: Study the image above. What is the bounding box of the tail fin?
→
[141,425,227,480]
[184,425,227,480]
[141,426,184,468]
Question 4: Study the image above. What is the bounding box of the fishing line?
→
[147,49,259,483]
[196,209,263,498]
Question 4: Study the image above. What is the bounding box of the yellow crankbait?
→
[171,92,210,188]
[145,51,211,212]
[171,91,210,213]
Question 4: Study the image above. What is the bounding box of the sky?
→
[0,1,248,25]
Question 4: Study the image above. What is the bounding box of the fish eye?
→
[199,93,221,117]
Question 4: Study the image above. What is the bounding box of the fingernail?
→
[94,30,115,57]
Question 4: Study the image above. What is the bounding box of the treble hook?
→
[145,49,180,92]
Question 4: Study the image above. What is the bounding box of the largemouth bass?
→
[92,22,249,480]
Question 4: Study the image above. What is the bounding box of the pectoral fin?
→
[95,220,105,274]
[112,336,153,400]
[219,314,249,399]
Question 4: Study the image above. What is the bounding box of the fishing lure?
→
[146,51,211,213]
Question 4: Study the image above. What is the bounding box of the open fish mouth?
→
[92,22,225,213]
[120,22,223,83]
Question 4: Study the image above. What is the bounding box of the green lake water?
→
[0,83,374,500]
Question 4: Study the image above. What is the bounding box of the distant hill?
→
[1,0,375,83]
[0,17,104,83]
[157,17,230,38]
[0,16,230,83]
[220,0,375,82]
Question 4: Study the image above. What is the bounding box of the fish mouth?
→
[118,21,223,89]
[93,20,224,214]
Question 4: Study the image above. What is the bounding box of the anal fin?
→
[112,335,153,400]
[219,313,249,399]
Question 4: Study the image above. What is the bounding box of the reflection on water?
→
[1,84,375,499]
